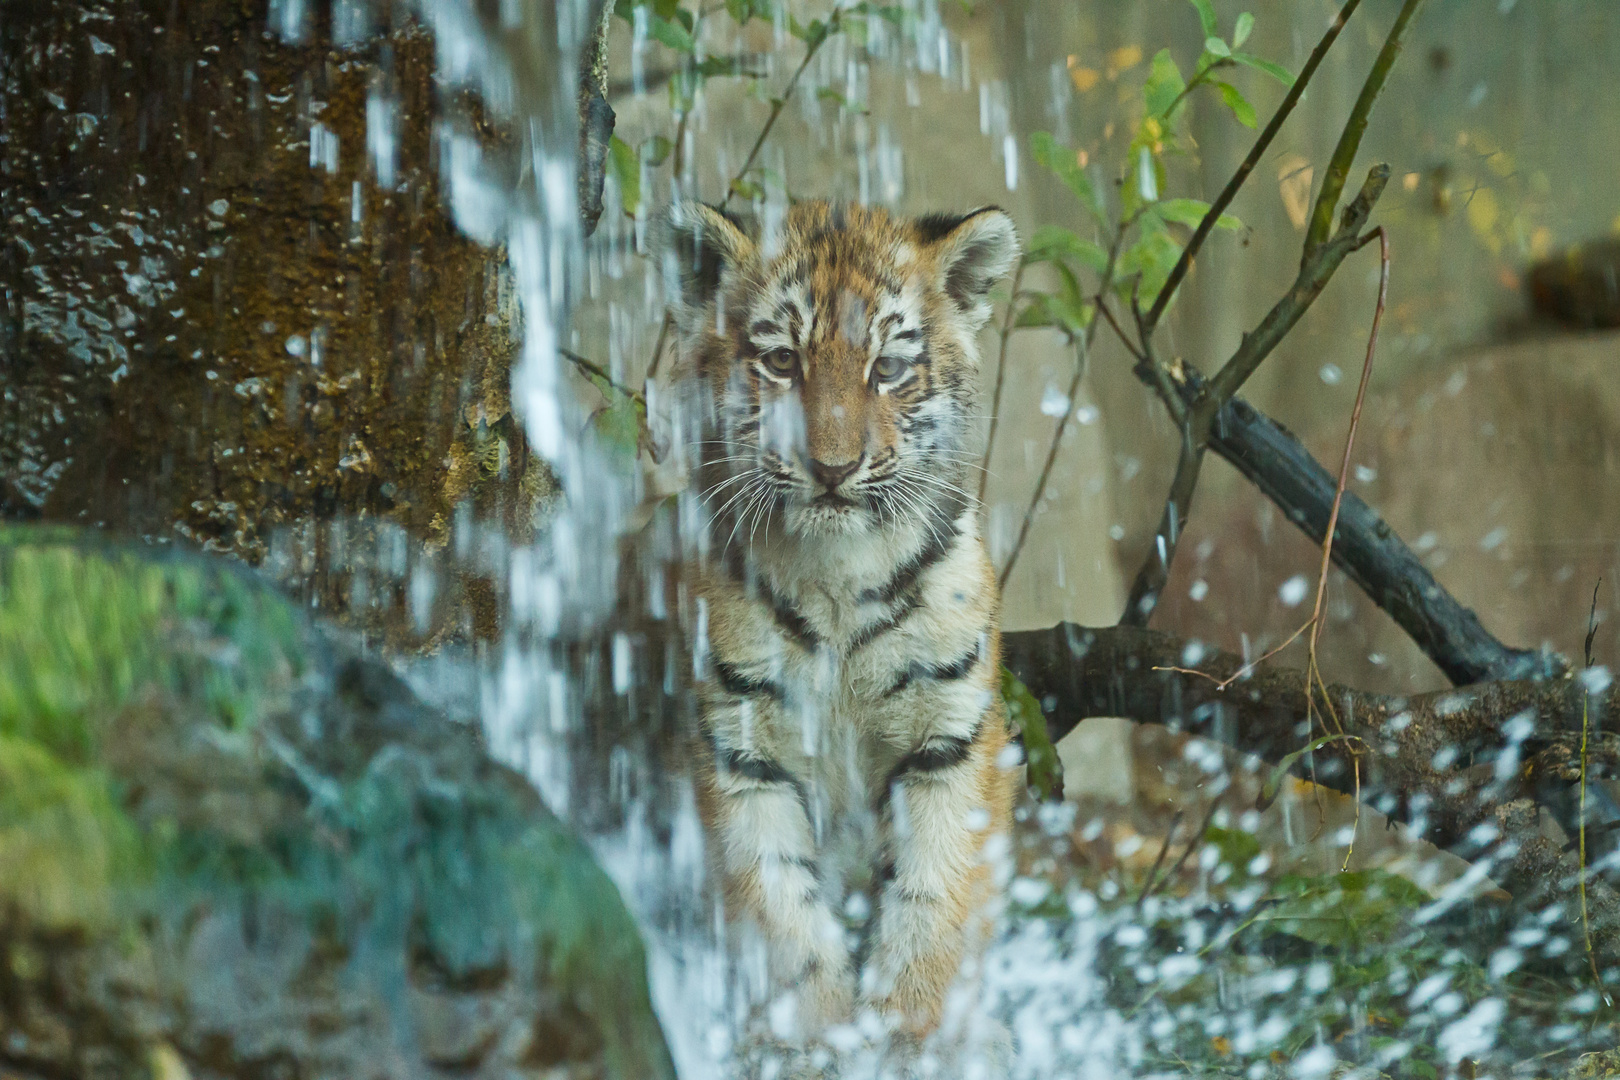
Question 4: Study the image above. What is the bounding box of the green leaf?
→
[1233,11,1254,48]
[1260,869,1432,948]
[1050,261,1095,335]
[652,0,680,19]
[590,396,643,461]
[1231,50,1294,86]
[1204,825,1261,874]
[1023,225,1108,273]
[1215,80,1257,128]
[1143,48,1187,118]
[815,86,863,112]
[1152,197,1242,231]
[608,135,641,216]
[1187,0,1218,37]
[692,54,760,79]
[1013,299,1057,329]
[789,14,829,45]
[1203,35,1231,58]
[640,135,673,167]
[728,177,764,201]
[646,13,695,52]
[1001,667,1063,801]
[1029,132,1102,219]
[1257,733,1357,808]
[1114,225,1182,308]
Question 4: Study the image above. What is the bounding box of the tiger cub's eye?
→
[873,355,907,381]
[760,348,798,377]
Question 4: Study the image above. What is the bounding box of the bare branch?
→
[1191,374,1563,684]
[1124,165,1390,625]
[980,262,1025,505]
[722,13,839,208]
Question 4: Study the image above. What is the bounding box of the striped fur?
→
[662,201,1020,1037]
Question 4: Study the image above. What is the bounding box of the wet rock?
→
[0,526,675,1079]
[1,0,555,648]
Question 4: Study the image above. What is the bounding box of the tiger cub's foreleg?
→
[702,748,856,1033]
[866,712,1012,1035]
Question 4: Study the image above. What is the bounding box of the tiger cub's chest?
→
[693,520,999,806]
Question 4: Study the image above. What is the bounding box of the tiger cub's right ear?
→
[657,202,755,317]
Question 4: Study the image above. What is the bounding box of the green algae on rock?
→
[0,526,675,1079]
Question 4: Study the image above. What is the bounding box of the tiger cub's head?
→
[662,200,1018,541]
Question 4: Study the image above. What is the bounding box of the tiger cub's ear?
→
[657,202,756,319]
[915,207,1020,331]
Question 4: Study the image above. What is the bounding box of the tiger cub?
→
[660,200,1020,1037]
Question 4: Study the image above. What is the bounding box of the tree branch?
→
[1186,371,1565,684]
[1001,620,1620,966]
[1124,165,1390,625]
[1001,622,1609,849]
[1126,0,1430,628]
[1305,0,1428,254]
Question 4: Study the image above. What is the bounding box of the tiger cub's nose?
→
[808,457,862,491]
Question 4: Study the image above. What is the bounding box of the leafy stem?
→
[1143,0,1368,334]
[721,8,842,207]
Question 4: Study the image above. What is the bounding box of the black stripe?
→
[749,319,781,338]
[714,660,784,702]
[714,742,813,817]
[759,578,821,651]
[876,720,984,811]
[882,641,983,697]
[721,747,798,785]
[847,590,922,652]
[857,516,960,606]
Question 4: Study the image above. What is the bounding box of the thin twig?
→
[1152,616,1314,690]
[998,215,1133,587]
[1095,297,1147,364]
[1305,0,1427,253]
[998,334,1089,591]
[1306,226,1387,672]
[1144,0,1368,333]
[1305,225,1387,871]
[1163,797,1224,887]
[980,262,1025,504]
[644,311,675,381]
[1581,579,1610,1003]
[562,348,646,405]
[1136,810,1185,909]
[1120,419,1204,624]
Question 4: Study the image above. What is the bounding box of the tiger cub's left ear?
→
[916,207,1020,330]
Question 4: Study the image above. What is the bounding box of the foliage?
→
[1012,0,1275,339]
[610,0,906,211]
[1011,812,1608,1079]
[1002,666,1064,801]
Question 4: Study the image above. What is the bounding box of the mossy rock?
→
[0,525,674,1079]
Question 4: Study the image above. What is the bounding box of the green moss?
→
[0,526,305,761]
[0,735,142,929]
